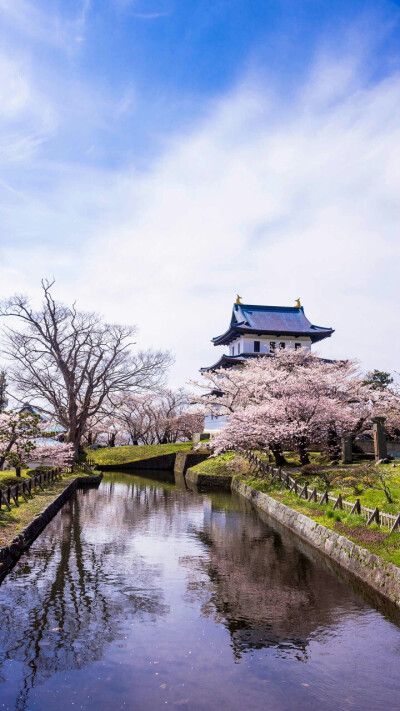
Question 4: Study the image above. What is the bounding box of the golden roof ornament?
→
[295,297,301,308]
[235,294,243,305]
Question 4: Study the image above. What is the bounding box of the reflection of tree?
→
[181,499,362,660]
[0,479,170,711]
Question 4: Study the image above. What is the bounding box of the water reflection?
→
[0,472,399,711]
[0,481,170,710]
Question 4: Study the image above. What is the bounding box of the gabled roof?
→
[212,303,334,346]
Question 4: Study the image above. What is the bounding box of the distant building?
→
[19,403,66,441]
[202,297,334,432]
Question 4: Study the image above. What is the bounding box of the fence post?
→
[333,493,343,510]
[350,499,361,515]
[390,513,400,534]
[308,487,317,502]
[367,507,380,526]
[319,490,329,505]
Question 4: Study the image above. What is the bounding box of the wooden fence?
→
[241,450,400,535]
[0,467,65,512]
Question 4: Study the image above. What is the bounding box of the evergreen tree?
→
[363,369,393,390]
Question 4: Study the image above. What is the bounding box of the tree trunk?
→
[270,443,287,467]
[15,464,21,477]
[297,437,310,466]
[108,432,116,448]
[0,435,17,470]
[327,427,340,461]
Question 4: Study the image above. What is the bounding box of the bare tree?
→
[0,280,172,458]
[0,370,7,411]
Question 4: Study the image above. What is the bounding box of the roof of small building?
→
[212,303,334,346]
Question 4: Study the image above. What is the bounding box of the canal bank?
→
[232,478,400,607]
[185,457,400,608]
[0,471,102,581]
[1,469,400,711]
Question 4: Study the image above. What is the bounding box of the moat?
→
[0,471,399,710]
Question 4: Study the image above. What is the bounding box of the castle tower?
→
[201,298,334,372]
[201,298,334,432]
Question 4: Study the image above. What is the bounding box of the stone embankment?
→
[232,479,400,607]
[0,472,102,581]
[185,468,232,490]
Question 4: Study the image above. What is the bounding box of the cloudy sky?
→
[0,0,399,385]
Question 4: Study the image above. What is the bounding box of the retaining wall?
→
[174,451,209,476]
[0,472,103,582]
[100,453,177,471]
[232,479,400,607]
[185,468,232,490]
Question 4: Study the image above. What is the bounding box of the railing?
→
[0,467,64,512]
[241,450,400,534]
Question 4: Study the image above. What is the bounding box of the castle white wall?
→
[228,335,312,356]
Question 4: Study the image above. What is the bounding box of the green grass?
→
[0,469,91,549]
[0,470,30,490]
[87,442,193,466]
[189,452,242,477]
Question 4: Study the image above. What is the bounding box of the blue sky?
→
[0,0,400,384]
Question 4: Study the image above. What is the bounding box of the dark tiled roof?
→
[212,304,334,345]
[200,352,267,372]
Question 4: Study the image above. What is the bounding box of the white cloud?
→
[1,53,400,385]
[0,52,56,164]
[0,0,92,50]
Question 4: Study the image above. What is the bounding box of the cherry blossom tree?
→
[202,351,397,464]
[85,389,204,447]
[0,410,74,475]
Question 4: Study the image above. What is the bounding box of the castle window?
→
[280,342,286,350]
[254,340,260,353]
[295,343,301,350]
[269,341,276,352]
[237,342,241,354]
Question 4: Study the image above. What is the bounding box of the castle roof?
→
[212,303,334,346]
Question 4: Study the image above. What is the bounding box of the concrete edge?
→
[174,452,210,476]
[185,467,232,490]
[232,478,400,607]
[0,472,103,582]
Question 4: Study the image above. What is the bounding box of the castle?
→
[202,297,334,431]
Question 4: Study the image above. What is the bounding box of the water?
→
[0,471,400,711]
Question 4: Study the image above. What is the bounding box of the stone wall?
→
[232,479,400,607]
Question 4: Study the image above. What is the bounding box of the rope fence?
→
[241,450,400,535]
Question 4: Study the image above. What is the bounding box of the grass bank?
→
[0,470,30,490]
[87,442,193,467]
[188,452,247,478]
[0,469,94,549]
